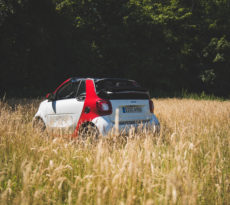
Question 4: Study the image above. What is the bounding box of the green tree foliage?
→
[0,0,230,97]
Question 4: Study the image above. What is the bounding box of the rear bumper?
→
[92,114,160,136]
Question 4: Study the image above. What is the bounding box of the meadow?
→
[0,98,229,204]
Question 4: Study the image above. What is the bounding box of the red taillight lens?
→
[149,100,154,113]
[96,100,112,116]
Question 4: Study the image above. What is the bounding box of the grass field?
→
[0,98,229,204]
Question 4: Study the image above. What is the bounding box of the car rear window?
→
[95,79,149,100]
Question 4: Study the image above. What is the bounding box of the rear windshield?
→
[95,79,150,100]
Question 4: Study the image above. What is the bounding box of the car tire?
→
[78,123,99,140]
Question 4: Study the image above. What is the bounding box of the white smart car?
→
[33,78,160,137]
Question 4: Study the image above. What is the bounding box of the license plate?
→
[122,106,142,113]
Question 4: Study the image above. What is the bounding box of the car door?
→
[45,80,86,132]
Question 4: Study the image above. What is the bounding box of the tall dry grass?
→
[0,98,229,204]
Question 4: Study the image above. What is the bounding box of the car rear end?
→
[92,79,160,136]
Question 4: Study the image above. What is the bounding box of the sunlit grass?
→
[0,98,229,204]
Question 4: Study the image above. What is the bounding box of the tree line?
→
[1,0,230,97]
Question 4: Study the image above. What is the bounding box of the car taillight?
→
[149,100,154,113]
[96,100,112,116]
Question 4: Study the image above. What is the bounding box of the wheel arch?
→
[79,121,97,130]
[32,115,45,127]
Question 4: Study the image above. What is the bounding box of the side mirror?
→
[46,93,55,101]
[77,93,86,101]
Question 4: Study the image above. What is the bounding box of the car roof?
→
[70,77,134,82]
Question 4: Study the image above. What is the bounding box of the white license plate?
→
[122,106,142,113]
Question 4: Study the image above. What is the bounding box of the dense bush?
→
[1,0,230,97]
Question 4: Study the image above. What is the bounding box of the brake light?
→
[149,100,154,113]
[96,100,112,116]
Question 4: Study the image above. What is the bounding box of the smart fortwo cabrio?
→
[33,78,160,137]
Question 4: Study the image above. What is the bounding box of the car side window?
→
[56,82,80,100]
[76,80,86,99]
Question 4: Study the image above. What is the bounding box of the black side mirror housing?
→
[77,93,86,101]
[46,93,55,101]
